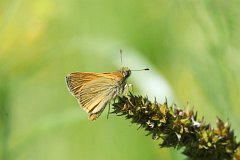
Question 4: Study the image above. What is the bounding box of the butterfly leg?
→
[128,83,133,93]
[107,103,111,119]
[124,83,133,95]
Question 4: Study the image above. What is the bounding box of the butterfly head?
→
[120,67,131,78]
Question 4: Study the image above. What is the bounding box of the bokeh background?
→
[1,0,240,160]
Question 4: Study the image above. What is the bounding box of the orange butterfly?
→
[66,67,134,121]
[66,50,149,121]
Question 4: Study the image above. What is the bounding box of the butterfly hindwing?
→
[79,77,118,112]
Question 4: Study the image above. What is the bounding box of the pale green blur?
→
[1,0,240,160]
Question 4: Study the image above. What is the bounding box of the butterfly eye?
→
[123,70,131,78]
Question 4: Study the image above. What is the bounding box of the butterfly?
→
[66,67,134,121]
[66,50,149,121]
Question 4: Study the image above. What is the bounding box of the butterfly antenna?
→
[131,68,149,71]
[120,49,123,67]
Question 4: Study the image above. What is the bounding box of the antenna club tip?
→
[131,68,150,71]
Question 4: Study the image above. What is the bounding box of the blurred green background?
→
[1,0,240,160]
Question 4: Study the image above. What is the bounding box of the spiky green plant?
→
[112,93,240,160]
